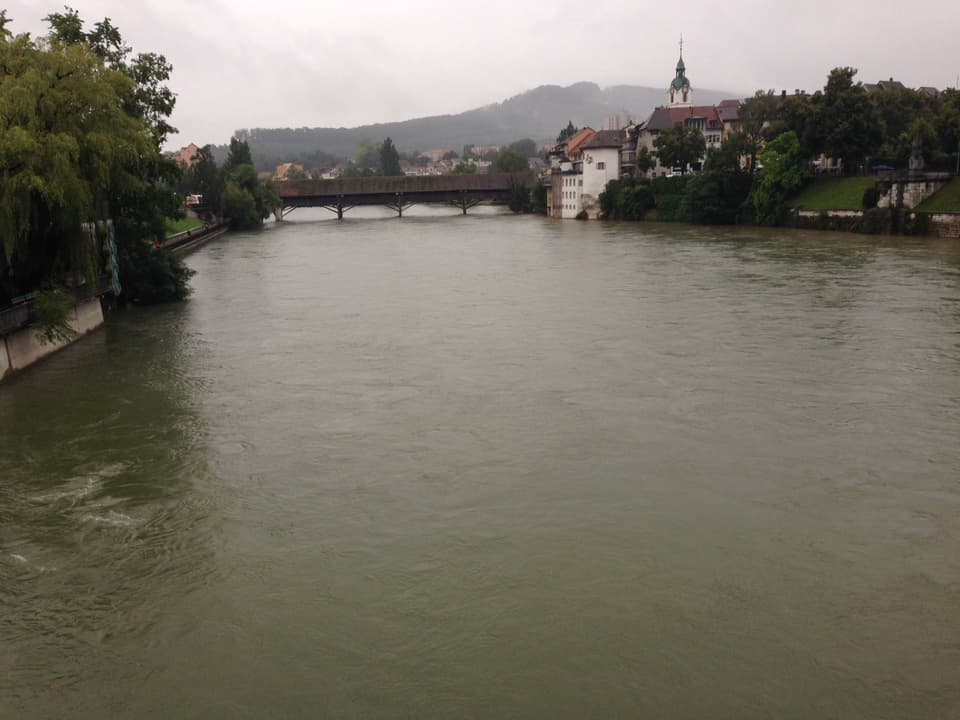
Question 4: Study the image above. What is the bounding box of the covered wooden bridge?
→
[275,172,535,219]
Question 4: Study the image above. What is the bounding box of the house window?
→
[597,162,605,170]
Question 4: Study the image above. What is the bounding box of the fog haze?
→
[6,0,959,148]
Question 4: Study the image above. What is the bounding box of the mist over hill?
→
[211,82,741,171]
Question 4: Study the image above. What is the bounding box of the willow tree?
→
[0,9,190,303]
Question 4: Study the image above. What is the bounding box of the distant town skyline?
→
[4,0,958,148]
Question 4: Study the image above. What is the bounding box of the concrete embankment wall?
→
[925,212,960,239]
[793,208,960,238]
[1,298,104,383]
[877,178,948,210]
[793,209,872,233]
[160,222,228,253]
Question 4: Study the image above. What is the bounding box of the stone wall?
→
[793,209,864,232]
[1,297,104,382]
[877,177,949,209]
[925,213,960,239]
[793,208,897,235]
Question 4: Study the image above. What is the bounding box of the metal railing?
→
[0,275,114,337]
[0,304,30,336]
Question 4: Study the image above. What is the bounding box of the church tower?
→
[668,38,693,107]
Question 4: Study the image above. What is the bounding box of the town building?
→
[420,148,455,162]
[634,46,732,177]
[547,128,595,218]
[579,130,625,219]
[172,143,201,168]
[864,77,940,97]
[716,99,742,139]
[273,162,306,181]
[545,43,750,217]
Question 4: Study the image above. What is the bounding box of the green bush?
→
[31,288,77,346]
[862,186,879,209]
[904,212,932,236]
[118,235,195,303]
[857,208,891,234]
[653,194,686,222]
[650,175,690,196]
[600,177,655,220]
[532,180,548,214]
[508,180,532,213]
[681,171,752,225]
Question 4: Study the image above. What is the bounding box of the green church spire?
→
[668,36,692,104]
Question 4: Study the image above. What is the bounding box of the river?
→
[2,207,959,718]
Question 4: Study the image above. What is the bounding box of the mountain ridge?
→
[214,81,743,170]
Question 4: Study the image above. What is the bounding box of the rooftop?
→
[565,127,597,157]
[581,130,624,149]
[644,105,722,132]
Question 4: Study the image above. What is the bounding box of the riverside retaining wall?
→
[926,212,960,239]
[0,297,104,382]
[877,177,949,210]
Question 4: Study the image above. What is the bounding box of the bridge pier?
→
[455,192,481,215]
[387,194,414,217]
[316,199,353,219]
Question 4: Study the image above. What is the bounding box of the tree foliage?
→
[0,9,193,303]
[379,137,403,176]
[532,180,548,214]
[634,145,655,175]
[739,90,780,173]
[179,145,224,216]
[754,131,809,224]
[508,138,538,158]
[556,121,578,144]
[600,177,655,220]
[491,146,529,173]
[451,161,477,174]
[653,124,706,174]
[807,67,881,173]
[220,138,275,229]
[681,142,753,224]
[507,179,532,213]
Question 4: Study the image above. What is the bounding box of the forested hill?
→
[211,82,740,171]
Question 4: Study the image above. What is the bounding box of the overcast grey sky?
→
[6,0,959,149]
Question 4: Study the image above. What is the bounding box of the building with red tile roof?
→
[172,143,201,168]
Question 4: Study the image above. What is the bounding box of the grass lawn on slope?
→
[788,177,877,210]
[164,217,203,237]
[915,177,960,213]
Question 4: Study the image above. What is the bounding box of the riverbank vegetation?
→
[164,218,204,236]
[174,137,277,230]
[788,177,878,211]
[600,67,960,229]
[0,9,192,304]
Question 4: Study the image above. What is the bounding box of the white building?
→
[556,164,584,219]
[579,130,625,219]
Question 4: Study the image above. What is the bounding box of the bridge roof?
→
[277,172,534,198]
